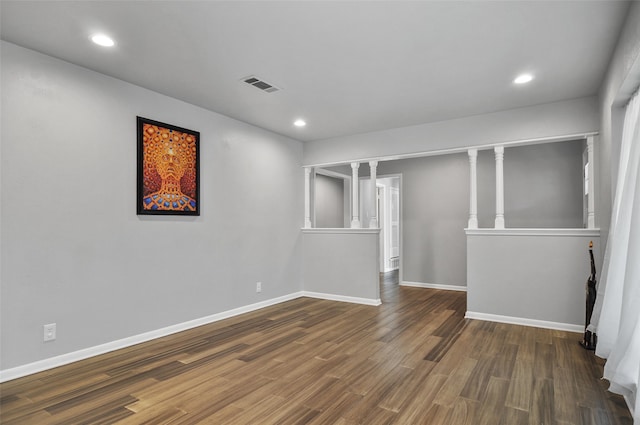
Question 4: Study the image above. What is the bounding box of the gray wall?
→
[303,96,598,166]
[0,42,303,370]
[597,1,640,248]
[314,174,345,228]
[467,233,600,326]
[377,141,585,287]
[302,231,380,302]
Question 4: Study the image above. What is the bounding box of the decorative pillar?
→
[468,149,478,229]
[304,167,312,228]
[494,146,505,229]
[587,137,596,229]
[351,162,361,228]
[369,161,379,228]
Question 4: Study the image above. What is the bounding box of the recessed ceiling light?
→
[91,34,115,47]
[514,74,534,84]
[294,119,306,127]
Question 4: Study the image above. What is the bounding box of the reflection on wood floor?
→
[0,270,632,424]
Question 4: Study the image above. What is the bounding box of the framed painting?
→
[137,117,200,215]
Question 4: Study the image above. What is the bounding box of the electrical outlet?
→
[256,281,262,293]
[44,323,56,342]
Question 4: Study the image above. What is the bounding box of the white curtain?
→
[589,88,640,422]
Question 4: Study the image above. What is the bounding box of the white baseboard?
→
[465,311,584,333]
[301,291,382,306]
[0,290,383,383]
[0,292,304,383]
[401,281,467,292]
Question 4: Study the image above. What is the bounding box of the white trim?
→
[304,167,312,228]
[494,146,505,229]
[586,136,596,228]
[467,149,478,229]
[350,162,361,228]
[465,311,584,333]
[303,132,599,168]
[0,292,304,383]
[301,228,380,234]
[368,161,378,228]
[377,183,387,272]
[465,228,601,237]
[401,281,467,292]
[315,168,350,180]
[377,173,403,284]
[301,291,381,306]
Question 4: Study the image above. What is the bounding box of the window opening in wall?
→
[314,168,351,228]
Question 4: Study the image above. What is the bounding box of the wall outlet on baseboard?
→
[256,282,262,293]
[44,323,56,342]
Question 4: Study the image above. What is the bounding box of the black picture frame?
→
[136,116,200,216]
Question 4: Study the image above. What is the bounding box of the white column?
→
[304,167,312,228]
[494,146,505,229]
[587,136,596,229]
[468,149,478,229]
[369,161,379,228]
[351,162,361,228]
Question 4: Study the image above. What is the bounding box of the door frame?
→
[377,173,403,282]
[377,184,386,272]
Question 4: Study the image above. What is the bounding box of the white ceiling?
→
[0,1,630,142]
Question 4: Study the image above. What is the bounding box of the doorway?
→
[360,175,401,274]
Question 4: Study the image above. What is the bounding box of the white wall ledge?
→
[465,228,600,237]
[302,228,380,234]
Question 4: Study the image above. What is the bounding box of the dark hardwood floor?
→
[0,271,632,424]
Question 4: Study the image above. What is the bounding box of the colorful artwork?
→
[137,117,200,215]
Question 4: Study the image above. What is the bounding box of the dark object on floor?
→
[581,240,598,350]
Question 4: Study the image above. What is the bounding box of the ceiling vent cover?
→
[242,75,280,93]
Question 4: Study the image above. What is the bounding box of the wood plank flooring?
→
[0,272,633,424]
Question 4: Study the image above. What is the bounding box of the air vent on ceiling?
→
[242,75,280,93]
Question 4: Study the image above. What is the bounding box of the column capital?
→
[351,162,360,170]
[368,160,379,168]
[468,148,478,158]
[494,145,505,158]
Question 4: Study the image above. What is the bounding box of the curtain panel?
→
[589,88,640,422]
